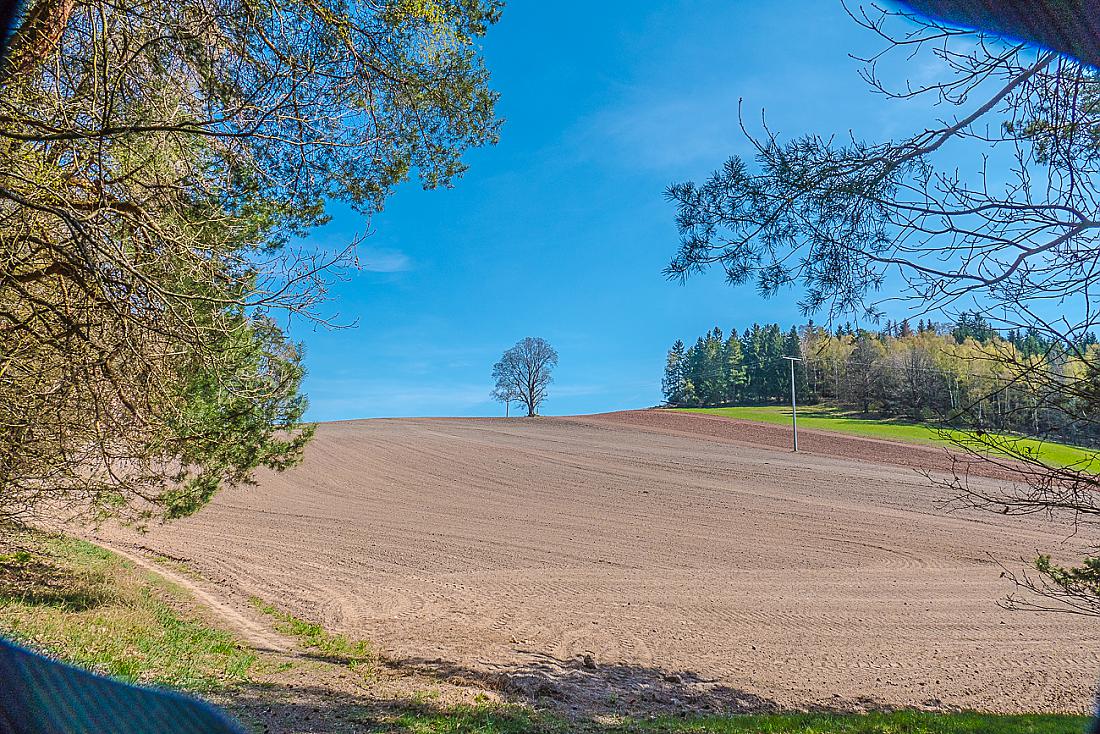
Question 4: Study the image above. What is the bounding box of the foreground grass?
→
[394,705,1088,734]
[0,532,1089,733]
[249,595,373,671]
[678,405,1096,469]
[0,531,256,691]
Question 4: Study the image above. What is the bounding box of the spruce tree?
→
[782,326,810,402]
[723,330,746,403]
[760,324,786,401]
[661,340,688,406]
[740,325,762,401]
[685,338,710,407]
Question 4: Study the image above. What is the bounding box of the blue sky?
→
[297,1,922,421]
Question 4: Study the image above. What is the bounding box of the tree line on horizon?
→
[662,313,1100,447]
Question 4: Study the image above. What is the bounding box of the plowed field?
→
[104,411,1100,713]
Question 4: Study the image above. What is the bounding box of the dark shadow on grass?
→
[218,674,756,734]
[221,681,387,734]
[213,651,918,734]
[395,652,781,717]
[282,650,375,667]
[222,679,581,734]
[0,554,110,611]
[216,651,953,734]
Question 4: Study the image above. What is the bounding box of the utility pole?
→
[783,356,803,452]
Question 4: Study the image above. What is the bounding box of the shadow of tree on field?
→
[223,679,594,734]
[216,650,877,734]
[221,681,384,734]
[0,551,110,611]
[395,651,780,717]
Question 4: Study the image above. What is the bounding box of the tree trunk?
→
[6,0,76,77]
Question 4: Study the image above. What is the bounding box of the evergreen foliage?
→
[663,315,1100,448]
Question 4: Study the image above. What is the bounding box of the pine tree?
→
[740,324,762,401]
[723,330,745,403]
[661,340,688,406]
[953,312,996,344]
[760,324,786,400]
[782,326,810,401]
[701,327,728,404]
[685,338,710,407]
[846,330,884,413]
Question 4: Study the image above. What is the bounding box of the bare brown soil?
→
[100,410,1100,715]
[589,409,1018,479]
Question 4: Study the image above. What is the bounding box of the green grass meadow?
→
[677,405,1097,469]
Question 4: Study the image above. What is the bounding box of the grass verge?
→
[678,405,1095,469]
[393,705,1088,733]
[0,530,256,692]
[249,595,373,671]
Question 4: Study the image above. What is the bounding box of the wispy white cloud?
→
[358,248,412,273]
[571,89,746,172]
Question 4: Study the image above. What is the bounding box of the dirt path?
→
[100,411,1100,714]
[89,538,291,654]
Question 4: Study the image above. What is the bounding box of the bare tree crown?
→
[492,337,558,417]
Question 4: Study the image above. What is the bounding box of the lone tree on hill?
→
[492,338,558,417]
